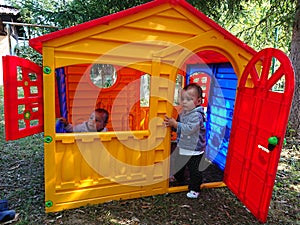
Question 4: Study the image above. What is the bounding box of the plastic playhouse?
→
[2,0,294,223]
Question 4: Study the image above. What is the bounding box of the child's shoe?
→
[186,190,199,199]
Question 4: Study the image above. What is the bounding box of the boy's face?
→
[180,88,201,112]
[87,112,107,131]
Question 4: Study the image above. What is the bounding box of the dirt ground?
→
[0,133,299,225]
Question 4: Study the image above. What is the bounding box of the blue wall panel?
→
[186,63,237,171]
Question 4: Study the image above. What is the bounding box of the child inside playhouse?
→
[164,83,206,198]
[58,108,109,132]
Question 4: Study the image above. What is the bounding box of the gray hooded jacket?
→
[177,106,206,153]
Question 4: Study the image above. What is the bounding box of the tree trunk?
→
[289,0,300,138]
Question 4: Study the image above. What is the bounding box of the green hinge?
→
[45,200,53,208]
[44,136,53,143]
[43,66,51,74]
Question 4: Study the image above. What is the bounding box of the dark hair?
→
[95,108,109,123]
[183,83,203,99]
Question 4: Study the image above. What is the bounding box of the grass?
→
[0,85,299,224]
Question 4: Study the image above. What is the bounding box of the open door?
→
[224,48,294,223]
[3,56,43,140]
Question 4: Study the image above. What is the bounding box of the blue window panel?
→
[211,87,236,99]
[210,96,235,110]
[215,79,238,90]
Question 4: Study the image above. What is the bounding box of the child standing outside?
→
[164,83,206,198]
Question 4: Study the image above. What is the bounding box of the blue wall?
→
[186,63,237,170]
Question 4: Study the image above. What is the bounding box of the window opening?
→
[90,64,117,88]
[17,66,22,81]
[18,119,25,129]
[17,87,24,99]
[140,74,150,107]
[173,74,184,106]
[30,86,38,95]
[28,72,37,81]
[18,104,25,114]
[271,76,285,93]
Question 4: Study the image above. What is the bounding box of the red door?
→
[3,56,43,140]
[224,48,295,223]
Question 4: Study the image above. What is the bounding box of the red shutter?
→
[3,56,43,140]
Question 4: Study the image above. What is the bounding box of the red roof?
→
[29,0,256,57]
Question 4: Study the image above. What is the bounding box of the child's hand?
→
[59,117,68,126]
[163,115,177,128]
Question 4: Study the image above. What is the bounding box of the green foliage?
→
[227,1,295,52]
[62,0,151,26]
[189,0,296,53]
[7,0,296,55]
[14,45,42,66]
[187,0,243,22]
[8,0,152,29]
